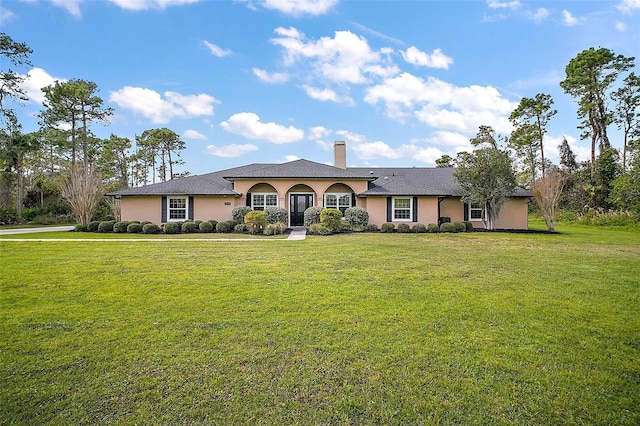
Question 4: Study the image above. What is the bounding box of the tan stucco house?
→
[109,141,531,230]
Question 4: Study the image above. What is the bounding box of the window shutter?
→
[246,192,251,207]
[188,196,194,220]
[351,193,357,208]
[413,197,418,222]
[464,203,469,221]
[161,196,167,222]
[386,197,392,222]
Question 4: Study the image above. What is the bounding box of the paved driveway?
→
[0,226,75,235]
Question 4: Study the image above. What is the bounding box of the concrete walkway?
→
[0,226,307,240]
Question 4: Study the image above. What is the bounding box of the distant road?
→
[0,226,75,235]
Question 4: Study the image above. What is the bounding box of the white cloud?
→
[401,46,453,69]
[528,7,548,23]
[20,68,66,105]
[261,0,338,16]
[303,85,354,105]
[270,27,399,85]
[52,0,82,17]
[487,0,521,9]
[206,143,259,158]
[364,72,516,134]
[220,112,304,144]
[307,125,332,140]
[183,129,207,140]
[616,21,627,32]
[285,154,300,161]
[617,0,640,14]
[203,40,231,57]
[108,0,201,11]
[545,134,590,164]
[562,10,582,26]
[422,130,474,148]
[253,68,290,83]
[109,87,219,123]
[1,7,15,23]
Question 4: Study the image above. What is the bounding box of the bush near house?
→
[234,224,248,233]
[232,206,252,223]
[98,220,117,233]
[74,224,88,232]
[216,221,233,233]
[412,223,427,233]
[440,222,455,233]
[307,223,332,235]
[264,206,288,224]
[126,223,142,233]
[87,221,101,232]
[199,221,214,233]
[264,222,286,236]
[164,222,181,234]
[244,211,268,234]
[397,223,411,233]
[366,224,379,232]
[320,208,343,232]
[381,223,395,233]
[182,221,199,233]
[113,221,129,233]
[207,220,218,231]
[304,206,323,226]
[142,223,160,234]
[439,216,451,225]
[344,207,369,229]
[427,223,439,233]
[452,222,467,233]
[463,221,474,232]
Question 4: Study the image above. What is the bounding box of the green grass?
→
[1,224,639,424]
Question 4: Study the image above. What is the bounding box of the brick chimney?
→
[334,141,346,169]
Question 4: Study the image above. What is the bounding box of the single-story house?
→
[109,141,531,229]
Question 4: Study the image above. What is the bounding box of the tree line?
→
[437,47,638,231]
[1,32,639,228]
[0,33,189,223]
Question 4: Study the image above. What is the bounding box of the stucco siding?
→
[194,196,236,222]
[120,196,162,224]
[493,198,529,229]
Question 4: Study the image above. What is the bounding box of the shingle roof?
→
[224,159,373,180]
[109,161,531,198]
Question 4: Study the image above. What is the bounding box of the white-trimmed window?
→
[252,193,278,211]
[324,193,351,213]
[393,197,412,221]
[469,202,483,221]
[168,196,188,220]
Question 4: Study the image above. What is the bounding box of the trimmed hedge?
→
[453,222,467,233]
[216,221,233,233]
[264,206,288,224]
[113,221,129,233]
[87,221,101,232]
[164,222,181,234]
[440,222,455,233]
[181,221,199,233]
[127,223,143,233]
[142,223,161,234]
[232,206,252,222]
[304,206,323,226]
[463,221,474,232]
[264,222,286,236]
[320,208,343,232]
[344,207,369,227]
[381,223,395,233]
[412,223,427,233]
[427,223,440,233]
[199,221,214,233]
[397,223,411,233]
[98,220,117,233]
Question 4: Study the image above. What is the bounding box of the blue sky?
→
[3,0,639,176]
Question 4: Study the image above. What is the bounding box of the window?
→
[168,196,187,220]
[469,202,483,220]
[393,197,412,221]
[324,193,351,213]
[252,193,278,210]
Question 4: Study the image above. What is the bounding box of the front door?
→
[290,194,313,226]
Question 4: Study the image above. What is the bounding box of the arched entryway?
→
[288,184,315,226]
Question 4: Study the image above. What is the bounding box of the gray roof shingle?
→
[109,161,532,198]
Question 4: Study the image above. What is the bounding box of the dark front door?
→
[290,194,313,226]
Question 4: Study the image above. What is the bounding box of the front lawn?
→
[1,225,638,424]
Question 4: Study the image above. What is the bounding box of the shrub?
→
[264,206,288,224]
[227,219,240,227]
[308,223,332,235]
[30,215,57,225]
[304,206,323,226]
[193,220,202,229]
[344,207,369,227]
[142,223,160,234]
[463,221,474,232]
[320,208,343,232]
[127,223,143,233]
[453,222,467,233]
[98,220,117,233]
[164,222,181,234]
[232,206,252,222]
[440,222,455,233]
[21,207,49,222]
[397,223,411,233]
[113,221,130,233]
[87,221,101,232]
[0,207,18,224]
[207,220,218,231]
[380,222,395,233]
[439,216,451,225]
[181,221,199,233]
[366,224,379,232]
[427,223,440,233]
[75,224,88,232]
[199,221,214,233]
[244,210,268,234]
[234,223,247,233]
[264,222,286,236]
[412,223,427,233]
[216,221,232,233]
